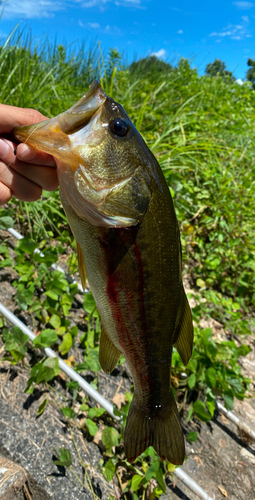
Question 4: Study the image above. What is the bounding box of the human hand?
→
[0,104,59,205]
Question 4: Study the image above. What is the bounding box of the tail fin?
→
[124,392,185,465]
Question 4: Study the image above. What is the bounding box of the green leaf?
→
[186,431,198,443]
[82,347,101,373]
[18,238,38,254]
[205,367,216,388]
[188,373,196,389]
[224,391,234,410]
[4,327,29,362]
[131,474,143,492]
[80,403,89,411]
[53,448,72,467]
[66,381,79,400]
[227,377,243,394]
[186,404,193,423]
[33,329,58,348]
[187,359,197,372]
[0,258,13,268]
[88,407,105,419]
[156,468,166,493]
[37,399,48,416]
[62,407,76,419]
[85,418,98,436]
[196,278,206,288]
[193,400,211,422]
[25,357,59,391]
[0,215,14,230]
[58,333,73,355]
[83,292,99,317]
[145,461,160,481]
[103,459,116,482]
[45,290,59,301]
[49,314,61,329]
[101,427,120,454]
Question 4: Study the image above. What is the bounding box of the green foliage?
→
[129,55,173,80]
[25,357,60,393]
[2,327,29,363]
[205,58,235,81]
[53,448,72,467]
[37,398,48,416]
[172,326,251,419]
[246,58,255,88]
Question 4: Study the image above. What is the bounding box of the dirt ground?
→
[0,228,254,500]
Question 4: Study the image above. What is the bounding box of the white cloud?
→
[233,1,254,9]
[104,24,122,35]
[210,20,251,40]
[236,78,244,84]
[177,29,183,34]
[151,49,166,59]
[81,0,107,6]
[2,0,64,18]
[115,0,140,4]
[242,15,250,21]
[1,0,141,19]
[79,19,85,27]
[88,22,100,28]
[82,0,140,6]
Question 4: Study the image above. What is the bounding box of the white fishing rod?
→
[0,301,114,418]
[0,301,215,500]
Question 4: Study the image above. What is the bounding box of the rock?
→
[0,447,53,500]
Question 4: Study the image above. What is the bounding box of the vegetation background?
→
[0,26,254,499]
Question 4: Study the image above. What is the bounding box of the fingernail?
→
[0,139,10,158]
[18,145,36,161]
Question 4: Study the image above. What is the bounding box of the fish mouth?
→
[13,80,107,167]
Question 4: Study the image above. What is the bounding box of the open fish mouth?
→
[14,80,152,228]
[14,80,107,169]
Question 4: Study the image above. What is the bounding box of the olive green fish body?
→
[60,158,190,463]
[14,81,193,464]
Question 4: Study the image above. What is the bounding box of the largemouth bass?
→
[14,81,193,464]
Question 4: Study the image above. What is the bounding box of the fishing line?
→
[5,123,41,170]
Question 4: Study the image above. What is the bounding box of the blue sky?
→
[0,0,254,79]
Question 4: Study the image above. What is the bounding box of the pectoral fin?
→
[175,294,194,366]
[99,324,121,374]
[77,242,86,291]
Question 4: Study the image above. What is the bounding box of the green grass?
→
[0,25,254,499]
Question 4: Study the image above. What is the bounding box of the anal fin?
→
[77,242,86,291]
[175,293,194,366]
[99,324,121,374]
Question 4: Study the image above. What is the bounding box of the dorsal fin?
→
[77,242,86,291]
[99,324,121,374]
[175,294,194,366]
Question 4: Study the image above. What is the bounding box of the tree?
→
[246,58,255,88]
[205,59,235,81]
[129,55,172,79]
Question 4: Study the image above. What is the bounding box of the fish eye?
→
[109,118,129,137]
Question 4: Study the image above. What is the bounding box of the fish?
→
[14,80,193,465]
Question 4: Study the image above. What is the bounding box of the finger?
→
[0,182,12,205]
[16,143,56,167]
[0,139,59,192]
[0,160,42,202]
[0,104,47,135]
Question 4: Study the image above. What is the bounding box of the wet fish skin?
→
[14,81,193,464]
